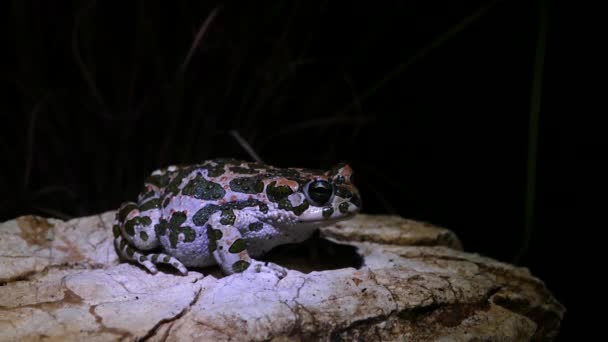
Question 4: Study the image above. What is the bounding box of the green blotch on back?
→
[192,200,269,226]
[202,158,238,177]
[140,190,155,201]
[182,173,226,200]
[165,168,194,195]
[224,199,270,213]
[228,239,246,253]
[339,202,350,213]
[232,260,250,273]
[229,176,264,194]
[139,231,149,241]
[266,181,293,202]
[229,166,258,174]
[139,198,161,212]
[193,204,221,226]
[146,172,171,188]
[265,168,301,178]
[220,209,236,225]
[124,216,152,236]
[118,203,137,222]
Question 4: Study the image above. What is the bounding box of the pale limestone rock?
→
[0,212,564,341]
[0,212,118,283]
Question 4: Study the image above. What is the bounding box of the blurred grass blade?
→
[514,0,548,264]
[178,5,222,77]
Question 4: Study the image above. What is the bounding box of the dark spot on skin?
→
[146,175,163,187]
[112,225,121,237]
[266,181,293,202]
[265,168,301,178]
[154,219,168,237]
[162,197,171,208]
[140,190,155,200]
[278,198,310,216]
[165,168,194,195]
[328,163,347,178]
[139,256,146,262]
[246,162,265,168]
[146,172,171,188]
[229,166,258,174]
[220,209,236,225]
[126,247,135,258]
[124,216,152,236]
[151,255,159,262]
[229,176,264,194]
[339,202,350,213]
[182,173,226,200]
[192,200,269,226]
[119,239,127,250]
[118,203,137,222]
[223,199,270,213]
[163,255,170,263]
[232,260,251,273]
[228,239,247,253]
[202,158,240,177]
[139,198,161,212]
[139,231,149,241]
[206,225,223,252]
[322,207,334,218]
[192,204,221,226]
[249,222,264,231]
[334,175,346,184]
[335,186,352,199]
[164,211,196,248]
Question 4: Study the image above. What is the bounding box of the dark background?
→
[2,0,577,339]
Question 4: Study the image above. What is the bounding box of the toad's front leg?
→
[206,211,287,278]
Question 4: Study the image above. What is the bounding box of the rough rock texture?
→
[0,212,565,341]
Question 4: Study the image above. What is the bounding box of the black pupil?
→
[308,181,332,205]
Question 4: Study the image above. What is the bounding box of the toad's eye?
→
[305,180,334,206]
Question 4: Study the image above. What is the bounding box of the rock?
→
[0,212,565,341]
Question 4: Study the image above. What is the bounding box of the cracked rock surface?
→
[0,213,564,341]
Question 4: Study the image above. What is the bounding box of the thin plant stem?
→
[513,0,548,264]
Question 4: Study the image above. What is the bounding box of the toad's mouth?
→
[296,208,359,225]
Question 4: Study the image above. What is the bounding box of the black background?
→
[2,0,579,339]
